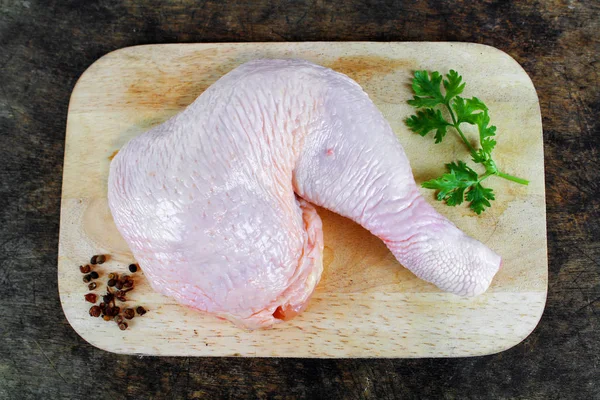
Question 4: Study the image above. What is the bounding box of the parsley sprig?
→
[405,70,528,214]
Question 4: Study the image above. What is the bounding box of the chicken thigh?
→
[108,59,501,329]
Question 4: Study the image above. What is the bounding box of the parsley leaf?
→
[452,96,487,124]
[443,70,466,101]
[407,71,445,108]
[405,69,529,214]
[422,161,479,207]
[422,162,496,214]
[471,111,497,163]
[473,112,496,142]
[466,183,495,214]
[405,109,450,143]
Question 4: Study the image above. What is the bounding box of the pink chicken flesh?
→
[108,59,501,329]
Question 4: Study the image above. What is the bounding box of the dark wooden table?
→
[1,1,598,399]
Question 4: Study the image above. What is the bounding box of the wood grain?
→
[59,42,547,357]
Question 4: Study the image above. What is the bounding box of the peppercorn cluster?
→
[82,255,147,330]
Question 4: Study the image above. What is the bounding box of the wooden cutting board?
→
[59,42,547,357]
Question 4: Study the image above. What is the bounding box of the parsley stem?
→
[446,101,529,186]
[478,172,494,183]
[497,171,529,185]
[444,102,477,156]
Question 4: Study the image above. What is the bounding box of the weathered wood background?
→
[1,1,598,398]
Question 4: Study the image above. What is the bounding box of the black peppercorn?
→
[83,274,92,283]
[80,265,91,274]
[90,271,99,279]
[123,308,135,320]
[103,293,113,304]
[107,279,116,287]
[89,306,101,317]
[115,280,124,290]
[128,264,138,273]
[136,306,146,316]
[118,322,128,331]
[88,282,97,290]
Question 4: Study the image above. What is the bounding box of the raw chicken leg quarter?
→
[108,59,502,329]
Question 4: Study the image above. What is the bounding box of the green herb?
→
[405,70,528,214]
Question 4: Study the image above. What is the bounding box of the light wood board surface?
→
[59,42,547,358]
